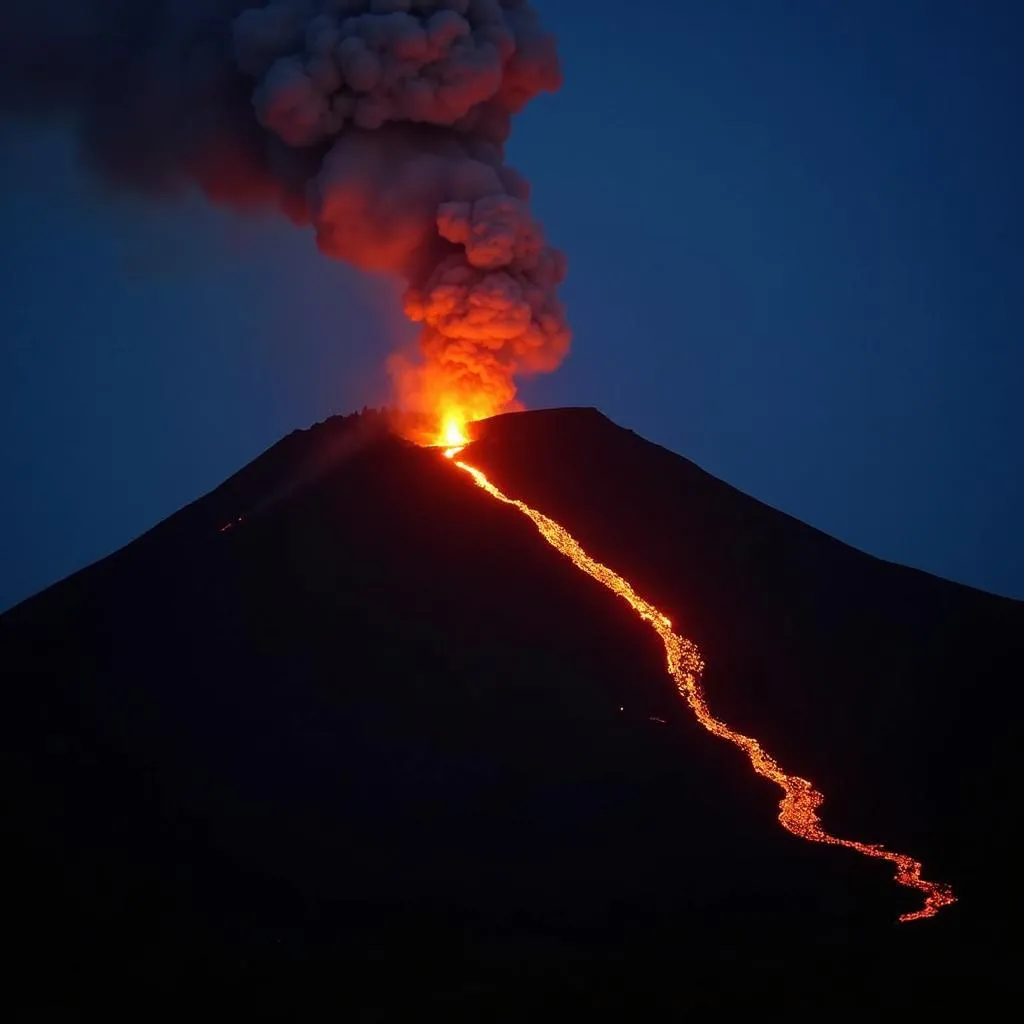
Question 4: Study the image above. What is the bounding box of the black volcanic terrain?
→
[1,408,1020,1014]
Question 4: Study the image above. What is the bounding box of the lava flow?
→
[438,427,955,922]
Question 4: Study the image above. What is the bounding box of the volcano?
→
[1,408,1019,1013]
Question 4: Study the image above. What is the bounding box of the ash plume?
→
[1,1,570,420]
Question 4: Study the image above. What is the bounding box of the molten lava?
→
[442,441,955,922]
[440,416,470,454]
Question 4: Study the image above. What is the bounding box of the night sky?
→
[1,0,1021,612]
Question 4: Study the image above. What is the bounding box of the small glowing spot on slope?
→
[450,454,956,922]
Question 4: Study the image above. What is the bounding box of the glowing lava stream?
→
[444,446,955,922]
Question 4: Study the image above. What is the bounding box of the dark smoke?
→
[1,1,570,419]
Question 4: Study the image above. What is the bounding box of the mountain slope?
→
[1,407,1019,1012]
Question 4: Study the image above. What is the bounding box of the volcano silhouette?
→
[1,408,1020,1013]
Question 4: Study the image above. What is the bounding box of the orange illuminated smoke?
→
[447,452,956,922]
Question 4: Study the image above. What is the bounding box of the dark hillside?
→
[1,408,1019,1013]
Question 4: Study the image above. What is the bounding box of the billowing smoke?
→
[1,0,570,424]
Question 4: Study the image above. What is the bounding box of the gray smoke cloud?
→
[1,0,570,420]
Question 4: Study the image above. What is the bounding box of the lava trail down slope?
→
[448,448,954,921]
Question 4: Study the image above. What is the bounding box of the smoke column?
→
[1,1,570,423]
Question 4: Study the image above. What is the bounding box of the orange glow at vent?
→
[440,416,469,451]
[449,453,956,922]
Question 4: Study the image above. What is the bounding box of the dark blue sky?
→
[2,0,1022,610]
